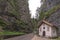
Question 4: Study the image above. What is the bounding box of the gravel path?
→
[4,33,58,40]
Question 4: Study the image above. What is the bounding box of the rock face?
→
[42,0,60,25]
[40,0,60,36]
[16,0,32,32]
[7,0,31,23]
[46,10,60,27]
[0,0,32,33]
[14,0,31,23]
[41,0,60,12]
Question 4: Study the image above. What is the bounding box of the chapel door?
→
[43,31,46,37]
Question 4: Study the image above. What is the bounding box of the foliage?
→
[0,19,7,26]
[45,5,60,18]
[39,11,45,20]
[39,4,60,20]
[31,18,38,34]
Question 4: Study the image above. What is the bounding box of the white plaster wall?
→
[39,23,57,37]
[45,25,52,37]
[51,27,57,37]
[39,23,51,37]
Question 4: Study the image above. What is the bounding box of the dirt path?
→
[5,33,34,40]
[4,33,58,40]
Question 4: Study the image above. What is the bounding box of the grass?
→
[0,31,25,35]
[0,31,25,40]
[49,37,60,40]
[53,37,60,40]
